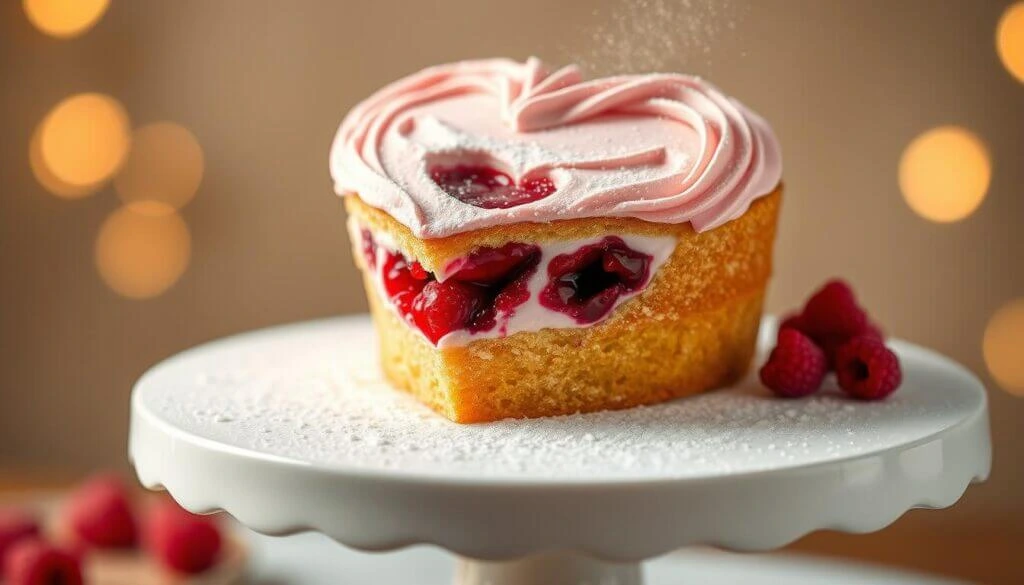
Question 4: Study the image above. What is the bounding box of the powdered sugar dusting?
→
[141,317,980,482]
[568,0,746,76]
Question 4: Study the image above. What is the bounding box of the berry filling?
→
[411,280,488,342]
[381,251,426,317]
[359,229,377,269]
[430,164,556,209]
[373,234,540,344]
[540,237,652,324]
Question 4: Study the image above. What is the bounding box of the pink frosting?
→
[330,57,781,238]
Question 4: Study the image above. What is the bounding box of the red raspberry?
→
[3,539,82,585]
[835,336,902,400]
[144,499,222,575]
[0,510,40,568]
[447,243,540,285]
[801,279,869,340]
[410,280,486,343]
[818,322,885,369]
[381,252,427,299]
[759,329,828,398]
[777,312,807,339]
[64,474,138,550]
[408,261,430,281]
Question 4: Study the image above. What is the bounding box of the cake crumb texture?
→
[352,189,781,423]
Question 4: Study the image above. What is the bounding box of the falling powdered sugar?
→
[565,0,745,76]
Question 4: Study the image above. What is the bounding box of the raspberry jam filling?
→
[430,164,556,209]
[357,224,669,345]
[539,237,652,324]
[443,242,542,334]
[360,229,377,269]
[367,230,541,344]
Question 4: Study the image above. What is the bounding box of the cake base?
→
[367,284,764,422]
[352,190,780,423]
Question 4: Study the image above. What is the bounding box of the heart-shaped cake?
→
[330,57,783,422]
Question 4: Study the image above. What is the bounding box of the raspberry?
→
[759,329,828,398]
[835,336,902,400]
[392,289,418,319]
[818,322,885,369]
[410,280,487,343]
[64,474,137,549]
[777,312,807,340]
[447,243,540,285]
[144,499,222,575]
[408,261,430,281]
[0,510,40,569]
[801,279,869,340]
[3,539,82,585]
[381,252,428,299]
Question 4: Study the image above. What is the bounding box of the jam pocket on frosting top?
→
[430,163,556,210]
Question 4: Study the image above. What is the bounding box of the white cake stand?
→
[129,316,991,585]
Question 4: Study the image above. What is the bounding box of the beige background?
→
[1,0,1023,579]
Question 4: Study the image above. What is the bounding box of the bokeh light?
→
[997,2,1024,83]
[29,123,99,199]
[95,204,191,299]
[114,123,205,212]
[23,0,110,39]
[984,299,1024,396]
[899,126,991,223]
[39,93,131,189]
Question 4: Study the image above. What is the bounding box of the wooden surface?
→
[2,471,1019,584]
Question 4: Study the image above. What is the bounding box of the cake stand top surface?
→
[130,315,990,559]
[133,316,984,483]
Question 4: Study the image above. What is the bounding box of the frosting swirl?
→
[330,57,781,238]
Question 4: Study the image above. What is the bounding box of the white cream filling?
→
[348,217,676,348]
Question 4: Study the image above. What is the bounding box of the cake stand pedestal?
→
[129,316,991,585]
